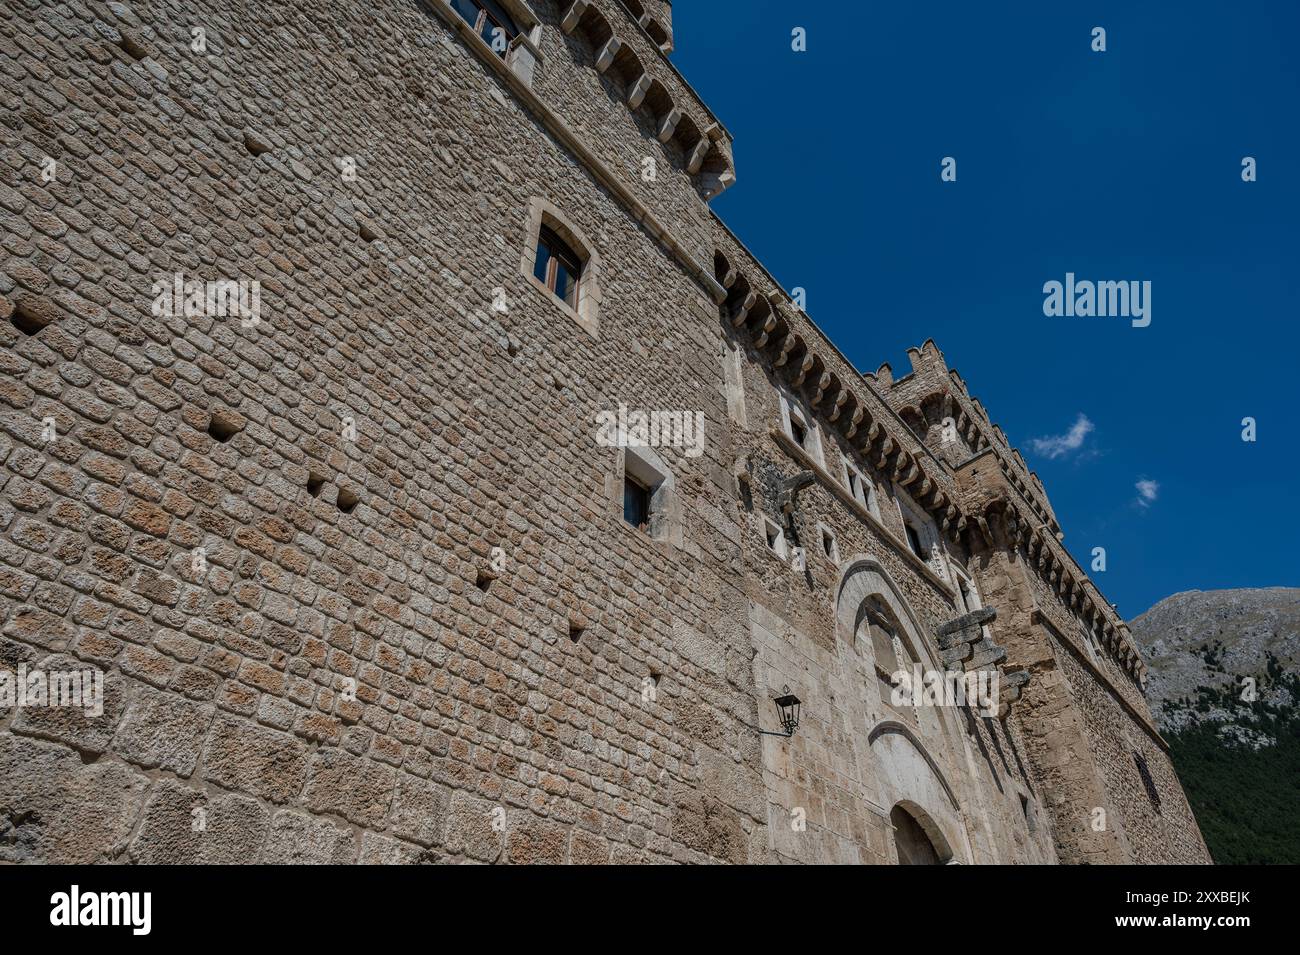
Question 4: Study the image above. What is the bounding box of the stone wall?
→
[0,0,1207,864]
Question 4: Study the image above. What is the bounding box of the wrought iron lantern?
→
[760,685,801,738]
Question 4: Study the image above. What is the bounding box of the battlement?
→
[876,339,1058,533]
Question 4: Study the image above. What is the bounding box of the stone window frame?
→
[438,0,546,85]
[894,485,945,580]
[520,197,602,337]
[614,443,682,546]
[778,390,822,466]
[816,521,839,564]
[841,453,878,519]
[760,514,787,560]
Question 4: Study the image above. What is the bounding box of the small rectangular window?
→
[821,527,838,561]
[450,0,520,58]
[779,393,822,465]
[535,224,583,309]
[843,458,873,513]
[762,516,786,559]
[1134,752,1162,812]
[623,474,650,531]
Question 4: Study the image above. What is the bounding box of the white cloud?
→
[1030,413,1094,460]
[1135,479,1159,508]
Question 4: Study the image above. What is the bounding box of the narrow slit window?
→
[534,224,583,310]
[1134,751,1162,812]
[905,523,926,560]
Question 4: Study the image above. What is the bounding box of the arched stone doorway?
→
[835,556,975,864]
[891,803,945,865]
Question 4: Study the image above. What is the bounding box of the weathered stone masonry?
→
[0,0,1208,863]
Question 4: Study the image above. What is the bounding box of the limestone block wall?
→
[0,0,753,864]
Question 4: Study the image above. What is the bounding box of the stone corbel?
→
[891,454,910,483]
[729,290,756,327]
[845,405,864,438]
[627,72,652,109]
[874,436,895,471]
[791,353,814,388]
[828,389,848,422]
[774,333,798,367]
[753,313,777,349]
[810,372,832,406]
[657,107,682,143]
[594,36,621,73]
[686,137,711,175]
[561,0,588,34]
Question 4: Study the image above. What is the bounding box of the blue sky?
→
[674,0,1299,618]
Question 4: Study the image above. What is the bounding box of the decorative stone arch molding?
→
[519,197,603,337]
[835,555,966,736]
[835,555,943,676]
[867,722,970,864]
[834,554,979,862]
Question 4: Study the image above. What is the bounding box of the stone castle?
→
[0,0,1211,863]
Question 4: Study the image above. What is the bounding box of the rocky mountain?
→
[1129,588,1300,863]
[1131,587,1300,737]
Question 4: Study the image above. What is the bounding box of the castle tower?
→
[0,0,1208,864]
